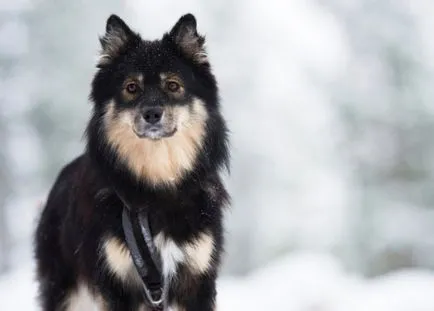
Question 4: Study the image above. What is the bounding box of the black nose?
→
[143,107,163,124]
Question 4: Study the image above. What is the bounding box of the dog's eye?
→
[125,82,138,94]
[167,81,181,92]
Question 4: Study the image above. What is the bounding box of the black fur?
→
[35,13,229,311]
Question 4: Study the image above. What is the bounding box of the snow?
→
[2,252,434,311]
[220,253,434,311]
[0,263,37,311]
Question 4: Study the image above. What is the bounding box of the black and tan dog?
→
[35,13,229,311]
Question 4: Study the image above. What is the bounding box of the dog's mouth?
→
[133,125,177,140]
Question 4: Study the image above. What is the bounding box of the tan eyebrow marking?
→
[123,73,145,88]
[160,72,183,84]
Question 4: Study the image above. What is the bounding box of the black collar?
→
[117,190,165,310]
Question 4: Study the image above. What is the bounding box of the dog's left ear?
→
[169,14,207,64]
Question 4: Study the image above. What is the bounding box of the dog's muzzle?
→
[133,107,177,140]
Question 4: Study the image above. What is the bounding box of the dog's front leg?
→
[96,277,138,311]
[100,292,134,311]
[167,274,217,311]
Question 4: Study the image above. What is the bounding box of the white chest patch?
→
[154,231,215,278]
[154,233,185,279]
[64,284,104,311]
[167,305,186,311]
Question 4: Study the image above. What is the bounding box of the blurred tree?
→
[0,7,28,274]
[326,0,434,275]
[0,112,11,274]
[25,0,122,190]
[0,0,123,274]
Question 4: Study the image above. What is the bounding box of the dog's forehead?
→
[130,40,177,74]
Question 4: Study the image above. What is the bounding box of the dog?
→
[34,13,229,311]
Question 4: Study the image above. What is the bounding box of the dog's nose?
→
[143,107,163,124]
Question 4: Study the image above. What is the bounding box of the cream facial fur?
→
[104,98,208,186]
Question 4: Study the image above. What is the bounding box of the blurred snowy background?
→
[1,0,434,310]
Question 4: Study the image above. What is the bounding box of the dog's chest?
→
[103,230,215,285]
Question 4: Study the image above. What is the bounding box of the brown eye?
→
[126,82,138,94]
[167,81,180,92]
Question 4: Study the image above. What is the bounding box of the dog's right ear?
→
[97,15,135,67]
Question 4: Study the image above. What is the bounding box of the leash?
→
[116,190,165,310]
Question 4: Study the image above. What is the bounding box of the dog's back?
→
[35,155,90,310]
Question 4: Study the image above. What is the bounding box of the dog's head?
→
[88,14,227,186]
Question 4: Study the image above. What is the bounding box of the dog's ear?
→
[98,15,135,67]
[169,14,207,64]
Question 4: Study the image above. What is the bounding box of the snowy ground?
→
[1,252,434,311]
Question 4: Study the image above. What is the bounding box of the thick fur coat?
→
[35,13,229,311]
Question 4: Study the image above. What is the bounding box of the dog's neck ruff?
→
[118,190,165,310]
